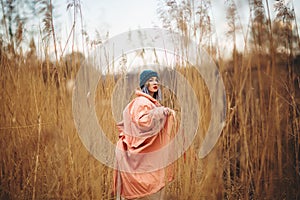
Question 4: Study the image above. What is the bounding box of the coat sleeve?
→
[131,98,167,134]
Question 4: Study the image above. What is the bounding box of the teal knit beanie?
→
[139,70,159,88]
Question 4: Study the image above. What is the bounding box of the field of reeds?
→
[0,0,299,199]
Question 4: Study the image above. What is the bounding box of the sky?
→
[55,0,161,52]
[53,0,300,58]
[0,0,299,57]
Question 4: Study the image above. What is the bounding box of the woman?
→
[114,69,176,200]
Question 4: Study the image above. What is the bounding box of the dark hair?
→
[141,85,162,101]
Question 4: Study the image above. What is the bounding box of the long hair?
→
[141,85,162,101]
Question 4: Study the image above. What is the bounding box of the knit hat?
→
[139,70,159,88]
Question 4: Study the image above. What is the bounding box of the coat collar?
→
[135,90,161,106]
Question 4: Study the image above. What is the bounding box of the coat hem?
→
[121,183,165,199]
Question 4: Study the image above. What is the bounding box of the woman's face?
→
[147,76,160,94]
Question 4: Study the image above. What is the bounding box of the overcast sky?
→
[54,0,299,56]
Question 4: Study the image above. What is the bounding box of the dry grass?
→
[0,1,300,199]
[0,48,299,200]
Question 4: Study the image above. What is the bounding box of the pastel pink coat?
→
[114,90,175,199]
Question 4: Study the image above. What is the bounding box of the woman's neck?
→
[149,91,154,97]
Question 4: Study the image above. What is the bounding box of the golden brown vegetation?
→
[0,0,299,199]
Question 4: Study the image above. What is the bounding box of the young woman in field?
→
[113,69,176,200]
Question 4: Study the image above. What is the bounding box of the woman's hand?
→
[163,107,175,116]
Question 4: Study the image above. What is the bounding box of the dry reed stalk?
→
[32,82,41,200]
[0,51,299,199]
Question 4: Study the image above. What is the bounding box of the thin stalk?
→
[291,0,300,49]
[32,82,41,200]
[0,0,9,40]
[49,0,58,62]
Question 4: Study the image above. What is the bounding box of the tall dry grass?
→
[1,48,299,199]
[0,0,300,199]
[0,53,113,199]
